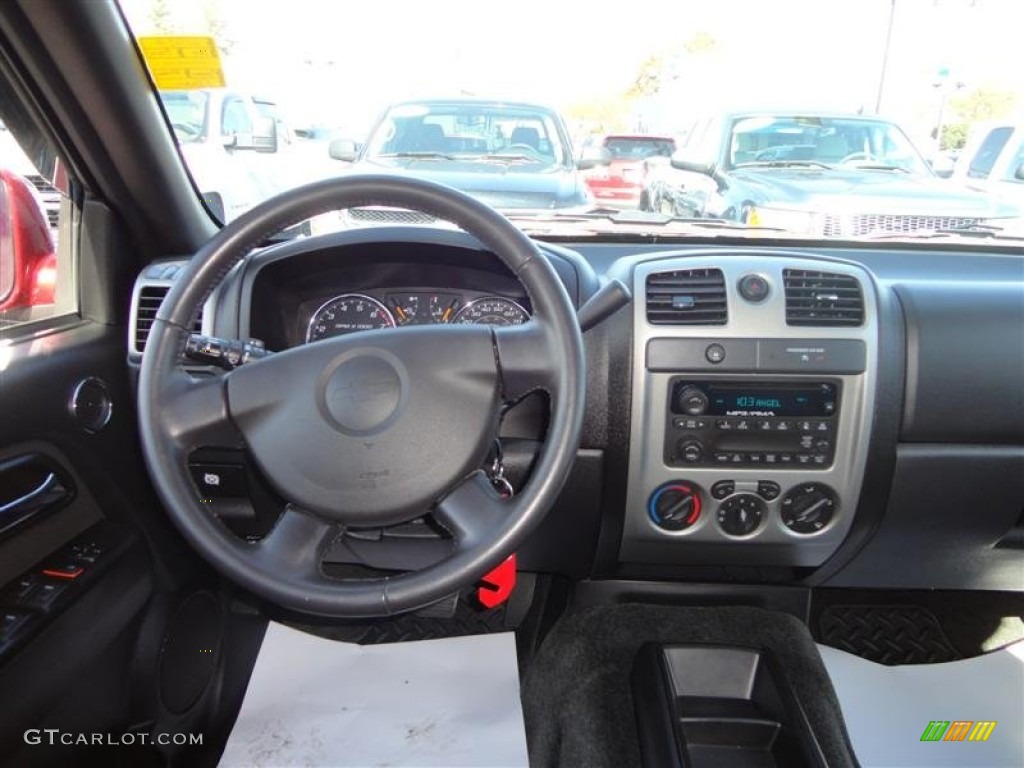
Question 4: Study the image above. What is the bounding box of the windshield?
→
[120,0,1024,241]
[727,116,931,173]
[364,103,567,168]
[159,90,208,144]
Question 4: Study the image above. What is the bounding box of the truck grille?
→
[822,214,981,237]
[348,207,437,225]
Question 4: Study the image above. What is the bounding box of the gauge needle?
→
[394,306,408,321]
[441,306,452,322]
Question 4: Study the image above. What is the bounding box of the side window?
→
[999,136,1024,183]
[0,82,75,329]
[967,127,1012,179]
[221,98,252,137]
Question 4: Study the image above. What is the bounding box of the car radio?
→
[664,380,840,469]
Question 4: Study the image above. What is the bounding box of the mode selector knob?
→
[676,386,709,415]
[648,483,702,531]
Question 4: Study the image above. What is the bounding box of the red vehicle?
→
[580,134,677,208]
[0,168,56,312]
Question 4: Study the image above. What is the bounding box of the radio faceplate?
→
[665,380,841,469]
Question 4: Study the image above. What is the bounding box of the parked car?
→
[0,119,60,231]
[328,98,604,225]
[0,168,56,316]
[579,134,676,208]
[952,121,1024,210]
[642,111,1021,236]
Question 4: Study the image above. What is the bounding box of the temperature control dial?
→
[717,494,765,536]
[780,483,839,534]
[648,483,702,531]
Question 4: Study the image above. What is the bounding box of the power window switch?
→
[1,610,31,640]
[1,576,40,606]
[23,581,67,611]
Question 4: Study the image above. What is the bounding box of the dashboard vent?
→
[133,285,203,353]
[646,268,727,325]
[784,269,864,326]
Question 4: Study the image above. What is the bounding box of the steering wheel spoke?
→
[434,471,510,549]
[161,368,243,451]
[492,320,560,400]
[252,504,340,578]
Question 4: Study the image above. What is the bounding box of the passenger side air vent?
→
[133,285,203,353]
[646,268,727,325]
[784,269,864,327]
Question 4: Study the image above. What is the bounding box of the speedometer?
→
[306,294,395,342]
[452,297,529,326]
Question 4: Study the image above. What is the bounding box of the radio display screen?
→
[704,383,837,417]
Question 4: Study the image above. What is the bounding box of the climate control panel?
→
[647,479,840,538]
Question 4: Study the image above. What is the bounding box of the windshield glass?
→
[364,103,566,168]
[727,115,931,173]
[120,0,1024,241]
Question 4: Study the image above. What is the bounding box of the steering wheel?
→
[500,143,542,156]
[171,122,201,139]
[838,151,878,165]
[138,175,585,617]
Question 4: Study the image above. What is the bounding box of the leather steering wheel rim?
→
[138,174,585,618]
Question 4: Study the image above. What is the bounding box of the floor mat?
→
[818,605,961,665]
[820,640,1024,767]
[219,623,528,767]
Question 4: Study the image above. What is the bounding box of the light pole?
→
[875,0,896,113]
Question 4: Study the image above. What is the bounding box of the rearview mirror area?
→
[0,169,56,312]
[329,139,359,163]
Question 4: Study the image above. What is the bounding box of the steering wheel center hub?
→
[319,350,407,435]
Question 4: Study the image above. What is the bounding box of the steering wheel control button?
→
[781,483,839,534]
[710,480,735,500]
[757,481,781,500]
[188,464,247,499]
[321,353,406,434]
[705,343,726,364]
[717,493,766,536]
[649,483,702,531]
[675,385,709,415]
[738,273,771,303]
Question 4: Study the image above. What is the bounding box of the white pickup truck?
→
[160,89,319,223]
[951,121,1024,210]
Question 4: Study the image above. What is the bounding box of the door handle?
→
[0,454,74,538]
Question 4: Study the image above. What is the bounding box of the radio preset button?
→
[716,419,733,430]
[735,420,751,431]
[797,454,812,465]
[775,421,793,431]
[711,480,735,500]
[714,453,731,463]
[764,453,778,464]
[757,420,772,430]
[748,453,764,463]
[813,455,828,465]
[779,454,795,464]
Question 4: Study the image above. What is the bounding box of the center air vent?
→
[784,269,864,327]
[646,268,727,325]
[133,285,203,353]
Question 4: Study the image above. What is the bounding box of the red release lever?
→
[476,554,516,608]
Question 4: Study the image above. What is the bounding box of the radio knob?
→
[676,386,709,415]
[678,440,705,464]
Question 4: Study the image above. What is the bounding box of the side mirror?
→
[1016,164,1024,181]
[329,138,359,163]
[0,169,56,311]
[929,155,956,179]
[252,116,278,153]
[670,150,715,176]
[577,146,611,170]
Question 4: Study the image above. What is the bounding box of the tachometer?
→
[452,297,529,326]
[306,294,395,342]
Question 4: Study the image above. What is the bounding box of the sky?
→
[120,0,1024,142]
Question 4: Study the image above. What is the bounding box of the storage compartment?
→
[632,644,827,768]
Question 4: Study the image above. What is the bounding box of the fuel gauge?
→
[387,294,423,325]
[429,294,461,324]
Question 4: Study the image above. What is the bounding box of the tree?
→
[148,0,177,33]
[626,32,718,99]
[949,88,1017,124]
[940,123,969,150]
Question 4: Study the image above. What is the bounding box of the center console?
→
[621,252,878,568]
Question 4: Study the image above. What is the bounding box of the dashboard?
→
[128,226,1024,593]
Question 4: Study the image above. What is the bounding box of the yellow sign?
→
[137,36,225,90]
